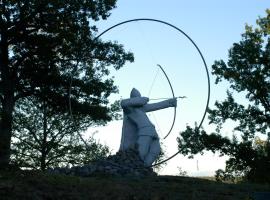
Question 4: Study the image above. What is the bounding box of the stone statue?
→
[119,88,177,166]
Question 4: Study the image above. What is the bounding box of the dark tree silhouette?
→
[177,9,270,183]
[11,97,110,171]
[0,0,134,168]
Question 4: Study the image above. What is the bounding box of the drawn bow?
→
[156,64,176,139]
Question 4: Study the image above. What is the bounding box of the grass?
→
[0,170,269,200]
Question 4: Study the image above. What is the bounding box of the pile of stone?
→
[48,149,156,177]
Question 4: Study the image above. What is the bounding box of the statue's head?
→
[130,88,141,98]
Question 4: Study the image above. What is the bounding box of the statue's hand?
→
[169,98,177,107]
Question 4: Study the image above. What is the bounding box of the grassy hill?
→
[0,170,269,200]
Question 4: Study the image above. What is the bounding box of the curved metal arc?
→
[95,18,181,40]
[156,64,176,140]
[93,18,211,167]
[95,18,210,130]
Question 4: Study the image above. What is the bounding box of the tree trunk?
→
[0,99,14,169]
[0,26,14,169]
[40,101,48,171]
[40,151,46,171]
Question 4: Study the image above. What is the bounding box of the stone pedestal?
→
[49,149,156,177]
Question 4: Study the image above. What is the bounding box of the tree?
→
[11,97,110,171]
[177,9,270,183]
[152,142,167,172]
[0,0,134,168]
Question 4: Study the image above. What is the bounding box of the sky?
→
[85,1,269,176]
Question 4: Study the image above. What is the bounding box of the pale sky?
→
[85,1,269,176]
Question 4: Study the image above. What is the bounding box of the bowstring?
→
[147,68,159,97]
[146,70,165,139]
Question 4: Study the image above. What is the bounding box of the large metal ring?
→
[94,18,210,167]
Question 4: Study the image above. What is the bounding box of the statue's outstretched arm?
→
[143,98,177,112]
[121,97,149,108]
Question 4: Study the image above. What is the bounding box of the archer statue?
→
[119,88,177,166]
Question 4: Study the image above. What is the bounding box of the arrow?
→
[150,96,187,101]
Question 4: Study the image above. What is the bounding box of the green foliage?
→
[177,10,270,183]
[0,0,133,166]
[11,97,110,171]
[152,141,167,172]
[177,125,232,157]
[215,138,270,183]
[177,167,188,176]
[215,169,240,183]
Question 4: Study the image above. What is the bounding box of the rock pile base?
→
[48,149,156,177]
